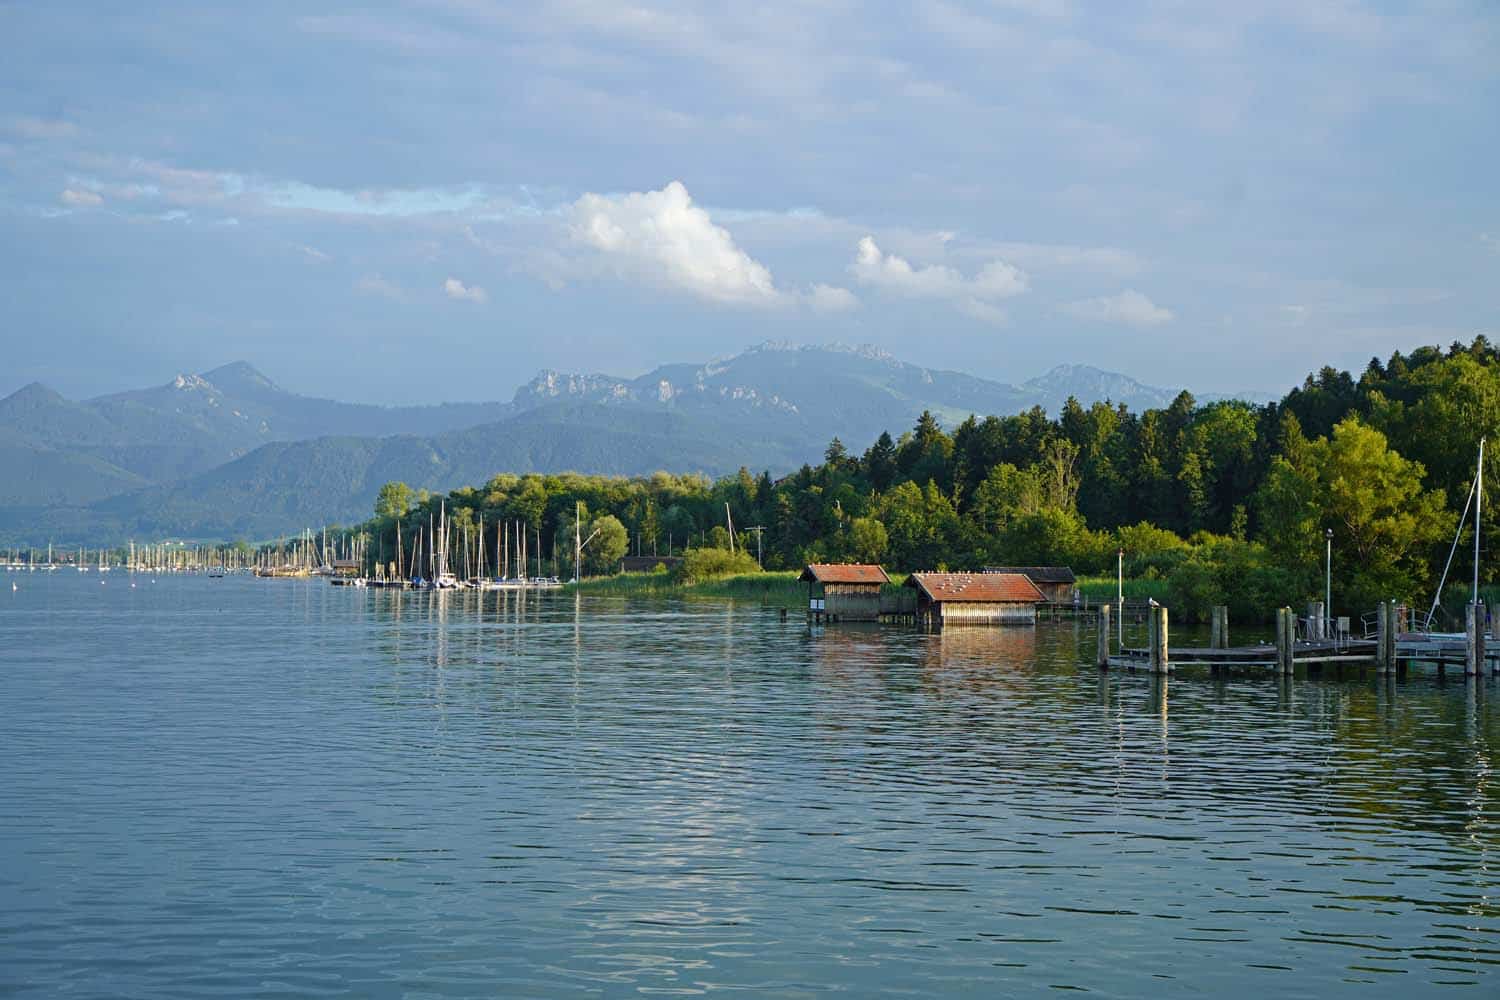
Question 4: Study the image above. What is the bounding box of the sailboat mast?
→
[1475,437,1485,605]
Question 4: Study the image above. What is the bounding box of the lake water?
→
[2,574,1497,997]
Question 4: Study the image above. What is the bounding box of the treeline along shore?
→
[329,339,1498,624]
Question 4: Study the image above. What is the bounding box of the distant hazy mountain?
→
[0,344,1270,543]
[511,342,1189,444]
[0,362,518,517]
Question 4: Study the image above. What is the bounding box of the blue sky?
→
[1,1,1496,404]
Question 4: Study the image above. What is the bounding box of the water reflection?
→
[0,576,1496,996]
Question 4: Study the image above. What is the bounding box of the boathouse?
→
[331,558,362,579]
[906,572,1045,625]
[982,566,1077,602]
[800,563,891,622]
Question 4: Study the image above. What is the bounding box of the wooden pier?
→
[1096,600,1500,677]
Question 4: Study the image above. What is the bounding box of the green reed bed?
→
[1076,575,1172,604]
[570,570,806,607]
[571,569,912,609]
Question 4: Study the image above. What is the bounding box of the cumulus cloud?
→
[1062,289,1174,327]
[805,283,859,312]
[569,180,785,306]
[849,236,1027,320]
[443,277,488,303]
[958,299,1010,326]
[59,188,102,207]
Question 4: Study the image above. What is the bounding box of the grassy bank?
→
[1076,575,1171,603]
[569,569,913,609]
[569,570,807,607]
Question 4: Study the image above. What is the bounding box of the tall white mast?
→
[1475,437,1485,605]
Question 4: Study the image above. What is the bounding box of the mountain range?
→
[0,343,1273,544]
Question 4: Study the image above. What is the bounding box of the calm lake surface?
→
[2,574,1497,997]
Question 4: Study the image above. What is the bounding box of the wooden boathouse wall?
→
[800,563,892,622]
[823,582,883,621]
[906,572,1047,627]
[931,600,1037,625]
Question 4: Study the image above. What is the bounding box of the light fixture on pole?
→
[1325,528,1334,633]
[1117,548,1124,647]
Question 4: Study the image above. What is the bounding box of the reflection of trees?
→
[1311,680,1499,859]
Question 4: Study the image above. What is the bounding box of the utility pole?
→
[744,526,766,567]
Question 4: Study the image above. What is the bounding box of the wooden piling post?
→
[1148,605,1169,674]
[1466,601,1485,677]
[1210,605,1228,649]
[1387,599,1400,669]
[1375,601,1390,674]
[1275,607,1293,675]
[1097,602,1111,668]
[1307,601,1325,641]
[1490,601,1500,675]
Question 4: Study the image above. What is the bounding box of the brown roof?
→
[905,572,1045,603]
[982,566,1076,584]
[799,563,891,585]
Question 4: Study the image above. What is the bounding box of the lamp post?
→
[1117,548,1124,647]
[1325,528,1333,633]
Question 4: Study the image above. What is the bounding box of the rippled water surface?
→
[3,574,1498,997]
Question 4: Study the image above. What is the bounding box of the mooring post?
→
[1491,601,1500,675]
[1307,601,1325,641]
[1387,599,1401,668]
[1466,601,1485,677]
[1287,605,1299,675]
[1148,605,1169,674]
[1375,601,1390,674]
[1097,602,1111,668]
[1210,605,1228,649]
[1274,607,1292,675]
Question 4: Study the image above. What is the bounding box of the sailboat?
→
[1421,437,1485,635]
[429,501,460,589]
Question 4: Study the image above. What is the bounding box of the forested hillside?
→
[354,339,1500,622]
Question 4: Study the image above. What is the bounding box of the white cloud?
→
[805,283,859,312]
[443,277,488,303]
[59,188,102,207]
[958,299,1010,326]
[569,180,785,306]
[849,236,1027,317]
[1062,289,1174,327]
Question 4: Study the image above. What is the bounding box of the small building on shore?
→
[331,558,362,579]
[982,566,1077,602]
[800,563,891,621]
[906,572,1045,625]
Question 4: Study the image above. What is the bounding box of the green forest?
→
[354,339,1500,624]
